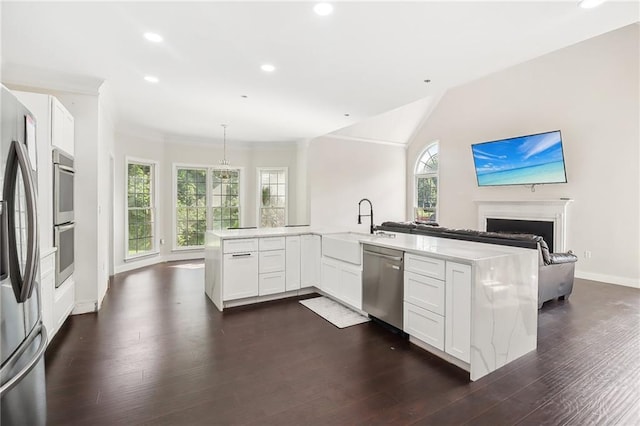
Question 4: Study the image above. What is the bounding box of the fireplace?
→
[475,199,573,252]
[487,218,555,252]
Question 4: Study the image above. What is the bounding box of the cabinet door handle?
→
[232,253,252,258]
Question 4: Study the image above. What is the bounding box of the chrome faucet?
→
[358,198,374,234]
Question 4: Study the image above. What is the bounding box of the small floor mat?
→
[299,296,370,329]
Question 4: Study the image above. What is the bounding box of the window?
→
[211,169,240,230]
[415,143,439,222]
[175,167,207,247]
[174,166,242,248]
[126,160,156,257]
[258,168,287,228]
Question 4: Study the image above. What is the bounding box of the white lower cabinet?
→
[339,266,362,310]
[404,270,445,316]
[54,276,75,334]
[285,236,301,291]
[221,235,322,303]
[259,250,285,274]
[259,272,286,296]
[445,262,472,363]
[321,257,362,310]
[404,256,472,364]
[223,252,259,300]
[404,303,444,350]
[40,251,56,342]
[259,239,286,295]
[300,234,321,288]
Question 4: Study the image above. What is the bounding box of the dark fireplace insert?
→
[486,218,555,252]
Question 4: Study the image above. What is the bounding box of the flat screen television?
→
[471,130,568,187]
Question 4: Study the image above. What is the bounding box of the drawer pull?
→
[232,253,252,258]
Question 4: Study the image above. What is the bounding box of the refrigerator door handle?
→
[0,201,8,281]
[2,140,39,303]
[0,323,47,397]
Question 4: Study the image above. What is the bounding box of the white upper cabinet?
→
[51,96,74,155]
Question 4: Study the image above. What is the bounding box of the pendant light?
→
[217,124,232,181]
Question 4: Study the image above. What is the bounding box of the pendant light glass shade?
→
[217,124,232,181]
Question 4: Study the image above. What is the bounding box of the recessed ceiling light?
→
[143,32,163,43]
[144,75,159,83]
[578,0,606,8]
[261,64,276,72]
[314,3,334,16]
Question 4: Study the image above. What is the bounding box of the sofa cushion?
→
[378,221,416,231]
[537,238,551,265]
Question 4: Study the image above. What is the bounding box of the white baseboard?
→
[73,300,97,315]
[165,251,204,262]
[114,251,205,275]
[575,271,639,289]
[115,255,163,274]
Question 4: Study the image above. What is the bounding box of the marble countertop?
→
[352,232,532,262]
[207,227,534,263]
[207,226,323,239]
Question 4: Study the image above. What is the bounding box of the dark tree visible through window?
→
[127,162,155,255]
[176,168,207,247]
[175,167,242,248]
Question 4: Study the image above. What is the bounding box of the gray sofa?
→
[376,221,578,309]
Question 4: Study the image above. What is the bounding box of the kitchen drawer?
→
[404,271,445,316]
[259,271,285,296]
[223,238,258,254]
[259,250,285,273]
[259,237,285,251]
[405,254,445,280]
[404,303,444,351]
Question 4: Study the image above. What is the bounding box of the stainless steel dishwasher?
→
[363,244,404,329]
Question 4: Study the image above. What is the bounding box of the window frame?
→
[256,167,288,228]
[210,166,242,232]
[172,163,244,251]
[125,157,159,260]
[414,142,439,223]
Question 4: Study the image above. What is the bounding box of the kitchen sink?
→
[322,232,366,265]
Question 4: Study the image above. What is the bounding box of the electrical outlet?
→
[584,250,592,259]
[160,238,165,245]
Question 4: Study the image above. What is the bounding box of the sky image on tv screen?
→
[471,130,567,186]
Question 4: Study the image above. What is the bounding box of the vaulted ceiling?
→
[2,1,637,145]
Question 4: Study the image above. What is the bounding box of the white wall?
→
[406,24,640,287]
[7,84,115,312]
[308,135,406,232]
[96,82,115,308]
[113,136,300,273]
[51,91,102,311]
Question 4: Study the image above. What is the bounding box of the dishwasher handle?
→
[364,251,402,262]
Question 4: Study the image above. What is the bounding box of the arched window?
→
[414,142,439,222]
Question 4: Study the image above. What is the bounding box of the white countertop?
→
[353,232,532,262]
[207,227,534,263]
[207,226,322,239]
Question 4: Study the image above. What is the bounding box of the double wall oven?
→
[53,148,74,287]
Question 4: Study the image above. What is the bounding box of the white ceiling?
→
[1,1,638,145]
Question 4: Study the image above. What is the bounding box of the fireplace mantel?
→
[475,199,573,252]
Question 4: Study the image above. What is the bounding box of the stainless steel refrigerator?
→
[0,85,47,425]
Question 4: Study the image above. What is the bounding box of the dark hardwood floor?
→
[44,261,640,425]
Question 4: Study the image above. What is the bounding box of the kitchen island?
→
[205,227,538,380]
